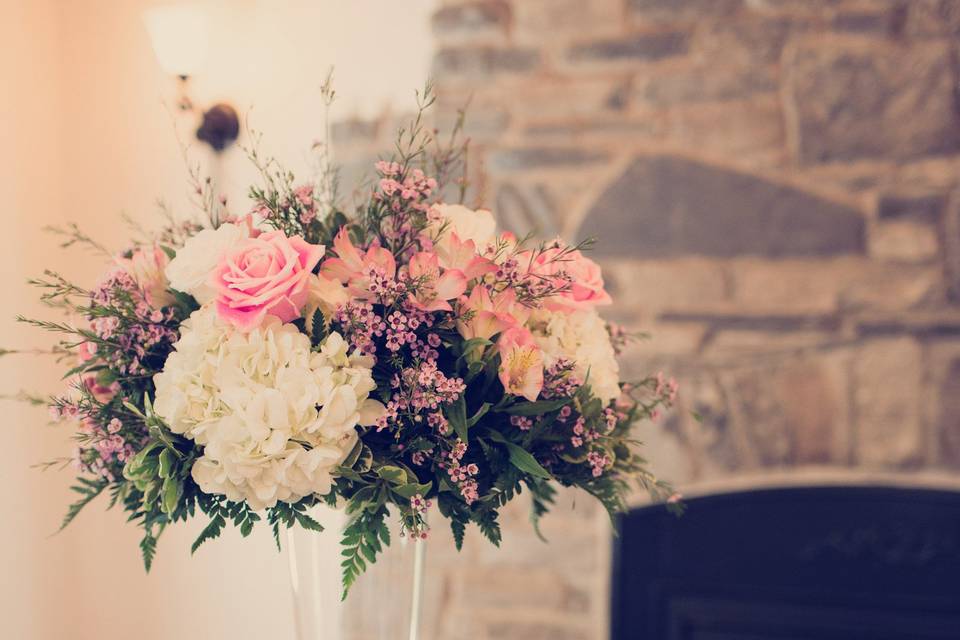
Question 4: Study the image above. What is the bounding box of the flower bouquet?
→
[18,89,679,611]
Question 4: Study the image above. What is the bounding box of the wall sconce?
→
[144,4,239,152]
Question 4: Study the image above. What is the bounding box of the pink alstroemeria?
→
[222,211,263,238]
[321,227,396,298]
[407,251,467,312]
[434,231,497,281]
[457,286,528,340]
[529,246,612,311]
[497,326,544,402]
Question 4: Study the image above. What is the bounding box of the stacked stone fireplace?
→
[334,1,960,638]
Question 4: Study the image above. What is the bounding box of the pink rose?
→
[210,230,324,331]
[529,247,612,311]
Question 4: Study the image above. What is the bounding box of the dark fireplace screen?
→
[610,486,960,639]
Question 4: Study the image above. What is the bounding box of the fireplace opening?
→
[611,486,960,639]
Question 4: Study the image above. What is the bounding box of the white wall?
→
[0,2,74,638]
[0,1,434,638]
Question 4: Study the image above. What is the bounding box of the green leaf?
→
[161,476,181,514]
[460,337,492,356]
[467,402,492,427]
[295,511,325,533]
[451,518,466,551]
[392,482,433,499]
[157,448,174,479]
[500,397,571,416]
[475,509,502,547]
[141,480,161,508]
[458,337,491,368]
[309,308,327,345]
[140,531,158,572]
[375,465,408,485]
[340,505,389,600]
[582,397,602,419]
[58,477,107,532]
[356,445,373,472]
[124,441,161,477]
[191,514,226,554]
[447,395,468,442]
[341,438,363,469]
[528,480,556,543]
[487,431,551,479]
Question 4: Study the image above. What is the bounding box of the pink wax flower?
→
[210,230,324,331]
[497,326,543,402]
[293,184,317,224]
[293,184,314,206]
[407,251,467,312]
[529,246,612,311]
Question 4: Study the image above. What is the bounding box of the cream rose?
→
[428,203,497,251]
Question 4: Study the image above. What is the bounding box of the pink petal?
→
[435,270,467,301]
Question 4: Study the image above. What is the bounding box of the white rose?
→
[165,223,247,304]
[528,308,621,404]
[429,203,497,250]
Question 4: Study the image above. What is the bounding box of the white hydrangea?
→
[153,305,385,510]
[528,308,621,404]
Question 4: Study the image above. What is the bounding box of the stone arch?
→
[576,154,866,258]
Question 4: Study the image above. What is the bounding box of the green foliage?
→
[487,431,552,480]
[499,397,572,416]
[528,479,556,543]
[266,499,325,552]
[340,504,389,600]
[450,517,466,551]
[475,508,501,547]
[140,528,159,572]
[446,396,469,442]
[59,476,108,532]
[191,514,226,554]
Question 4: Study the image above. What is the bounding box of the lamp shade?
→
[143,4,208,77]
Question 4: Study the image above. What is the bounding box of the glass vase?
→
[287,506,426,640]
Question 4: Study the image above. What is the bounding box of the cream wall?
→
[1,1,434,638]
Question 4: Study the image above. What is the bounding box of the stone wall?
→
[334,1,960,638]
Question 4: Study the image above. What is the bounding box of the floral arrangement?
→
[17,88,679,598]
